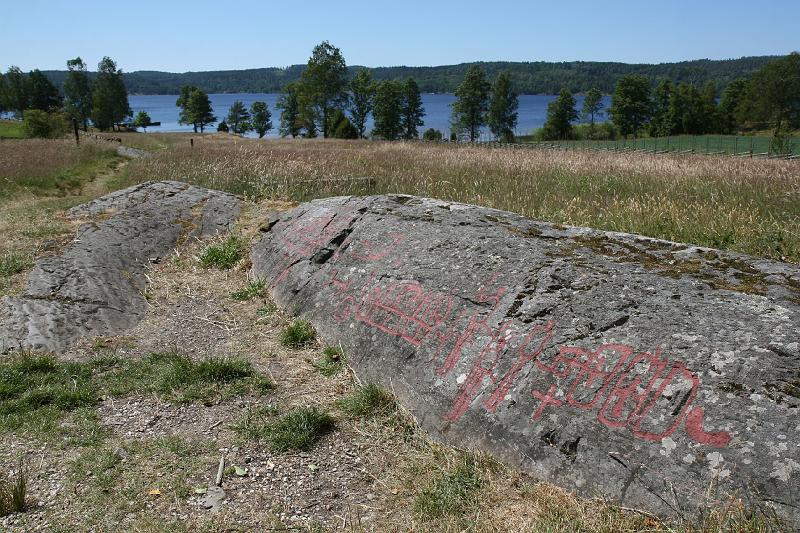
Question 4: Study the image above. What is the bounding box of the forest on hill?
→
[38,56,776,95]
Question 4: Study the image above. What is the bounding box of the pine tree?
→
[277,83,301,138]
[64,58,93,130]
[0,74,7,115]
[401,78,425,140]
[91,57,131,131]
[488,71,518,142]
[349,68,375,139]
[299,41,348,137]
[187,90,216,133]
[250,101,272,138]
[451,65,490,142]
[542,88,578,140]
[4,66,29,117]
[609,75,651,136]
[176,85,200,132]
[649,80,674,137]
[372,80,404,140]
[581,87,604,136]
[28,69,61,112]
[226,100,250,135]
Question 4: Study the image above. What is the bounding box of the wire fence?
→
[434,134,800,159]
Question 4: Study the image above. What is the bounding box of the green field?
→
[519,134,800,156]
[0,120,25,139]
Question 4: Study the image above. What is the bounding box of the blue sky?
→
[1,0,798,72]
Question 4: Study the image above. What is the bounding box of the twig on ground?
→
[215,457,225,486]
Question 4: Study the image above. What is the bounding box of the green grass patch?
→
[414,457,485,519]
[231,279,267,301]
[235,406,335,452]
[199,234,245,269]
[256,303,277,318]
[312,346,344,377]
[280,319,315,348]
[337,383,395,418]
[0,351,272,439]
[99,351,274,403]
[0,252,32,278]
[0,459,28,517]
[0,120,24,139]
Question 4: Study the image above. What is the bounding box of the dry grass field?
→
[0,133,795,531]
[124,136,800,263]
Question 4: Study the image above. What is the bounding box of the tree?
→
[739,52,800,134]
[64,57,93,130]
[226,100,250,135]
[719,78,747,134]
[91,57,131,131]
[217,120,229,133]
[400,78,425,140]
[250,101,272,138]
[4,66,30,117]
[422,128,443,141]
[349,68,375,139]
[299,41,348,138]
[542,88,578,140]
[133,111,152,132]
[649,79,674,136]
[187,90,216,132]
[581,87,603,135]
[0,73,7,115]
[451,65,490,142]
[276,83,302,138]
[177,85,200,132]
[28,70,61,112]
[328,109,358,139]
[22,109,66,138]
[372,80,404,140]
[488,71,519,142]
[609,74,651,136]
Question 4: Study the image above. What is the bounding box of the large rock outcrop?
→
[251,194,800,526]
[1,181,240,352]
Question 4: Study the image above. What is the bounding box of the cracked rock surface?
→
[1,181,240,352]
[251,194,800,526]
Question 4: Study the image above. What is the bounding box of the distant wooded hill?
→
[41,56,775,95]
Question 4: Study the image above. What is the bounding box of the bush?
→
[422,128,443,141]
[573,122,618,140]
[22,110,67,139]
[328,109,358,139]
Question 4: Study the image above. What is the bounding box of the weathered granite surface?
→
[1,181,240,352]
[251,194,800,525]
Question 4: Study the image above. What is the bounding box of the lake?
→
[129,93,611,139]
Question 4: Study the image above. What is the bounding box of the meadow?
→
[124,136,800,262]
[0,132,795,531]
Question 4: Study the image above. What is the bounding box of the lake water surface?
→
[129,93,610,139]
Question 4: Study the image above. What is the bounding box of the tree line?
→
[0,56,131,136]
[268,41,520,143]
[535,52,799,149]
[35,56,776,95]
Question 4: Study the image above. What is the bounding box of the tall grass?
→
[0,139,118,197]
[123,137,800,261]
